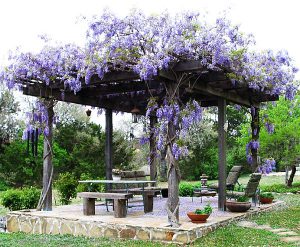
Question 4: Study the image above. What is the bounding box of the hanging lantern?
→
[86,109,92,117]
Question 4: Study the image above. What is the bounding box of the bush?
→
[21,187,41,209]
[0,179,9,191]
[260,182,300,194]
[55,172,78,205]
[179,182,201,197]
[1,187,40,211]
[76,173,104,193]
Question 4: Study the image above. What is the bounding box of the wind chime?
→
[26,128,39,157]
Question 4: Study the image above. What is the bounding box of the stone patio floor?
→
[6,196,285,245]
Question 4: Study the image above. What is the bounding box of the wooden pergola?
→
[21,60,277,221]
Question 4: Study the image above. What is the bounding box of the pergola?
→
[20,60,277,224]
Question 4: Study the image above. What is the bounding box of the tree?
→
[239,95,300,185]
[0,135,69,187]
[0,86,20,152]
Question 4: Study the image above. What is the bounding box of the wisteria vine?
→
[0,9,298,163]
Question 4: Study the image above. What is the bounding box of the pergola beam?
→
[191,83,259,108]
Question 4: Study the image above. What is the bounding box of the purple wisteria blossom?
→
[257,158,276,174]
[0,9,297,147]
[246,140,260,164]
[265,122,275,134]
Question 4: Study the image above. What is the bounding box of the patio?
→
[6,196,285,245]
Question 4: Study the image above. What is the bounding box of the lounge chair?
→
[209,165,242,191]
[227,173,262,205]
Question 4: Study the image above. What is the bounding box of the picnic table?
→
[78,180,158,216]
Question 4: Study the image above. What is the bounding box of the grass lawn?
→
[0,174,299,246]
[0,194,299,246]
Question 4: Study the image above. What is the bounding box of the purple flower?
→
[265,122,274,134]
[258,158,276,174]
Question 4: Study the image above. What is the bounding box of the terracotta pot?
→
[260,197,273,204]
[226,200,251,212]
[187,212,210,223]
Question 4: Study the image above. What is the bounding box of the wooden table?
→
[78,180,157,213]
[192,190,217,203]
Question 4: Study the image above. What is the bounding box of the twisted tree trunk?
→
[149,116,157,186]
[287,165,297,187]
[159,147,167,182]
[37,99,54,211]
[165,81,180,227]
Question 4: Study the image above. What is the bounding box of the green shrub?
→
[1,189,22,210]
[21,187,40,209]
[0,179,9,191]
[179,182,201,197]
[76,173,104,193]
[55,172,78,205]
[260,182,300,193]
[1,187,40,211]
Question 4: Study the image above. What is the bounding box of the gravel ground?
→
[127,196,234,217]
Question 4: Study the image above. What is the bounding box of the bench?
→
[78,192,133,218]
[107,188,158,213]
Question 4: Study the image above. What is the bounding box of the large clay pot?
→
[260,197,273,204]
[226,200,251,212]
[187,212,210,223]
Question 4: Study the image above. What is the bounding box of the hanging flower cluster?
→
[246,140,260,164]
[257,158,276,174]
[143,98,202,159]
[22,100,57,139]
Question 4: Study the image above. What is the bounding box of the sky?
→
[0,0,299,128]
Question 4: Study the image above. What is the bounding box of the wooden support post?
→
[149,116,157,186]
[143,192,154,213]
[83,198,96,215]
[42,99,54,211]
[105,109,113,190]
[114,199,127,218]
[218,98,227,211]
[251,107,260,172]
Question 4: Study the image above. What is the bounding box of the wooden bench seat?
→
[78,192,133,218]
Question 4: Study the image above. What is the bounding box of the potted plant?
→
[112,169,122,181]
[187,204,212,223]
[259,192,274,204]
[226,195,251,212]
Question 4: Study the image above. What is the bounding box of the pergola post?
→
[218,98,227,211]
[105,109,113,188]
[251,107,260,171]
[42,99,54,211]
[149,116,157,185]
